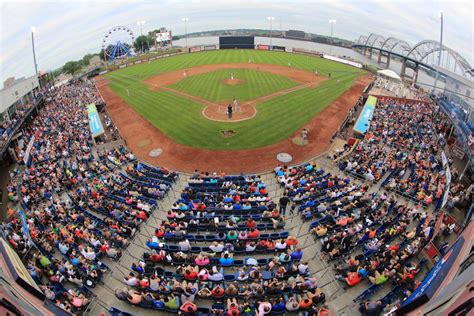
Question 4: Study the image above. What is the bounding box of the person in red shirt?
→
[184,266,198,281]
[138,277,149,289]
[245,219,256,229]
[247,228,260,239]
[346,271,362,286]
[155,228,165,238]
[180,301,198,314]
[286,236,298,248]
[227,298,240,316]
[211,285,224,298]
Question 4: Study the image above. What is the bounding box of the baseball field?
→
[103,50,365,150]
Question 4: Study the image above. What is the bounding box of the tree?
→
[133,35,152,53]
[100,44,115,62]
[80,53,98,66]
[62,61,82,76]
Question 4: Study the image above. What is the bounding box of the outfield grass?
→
[170,68,298,102]
[105,50,365,150]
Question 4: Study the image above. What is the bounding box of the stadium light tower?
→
[329,19,336,54]
[137,20,146,53]
[433,11,443,93]
[267,16,275,46]
[182,18,189,48]
[31,27,38,77]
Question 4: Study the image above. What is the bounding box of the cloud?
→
[0,0,472,82]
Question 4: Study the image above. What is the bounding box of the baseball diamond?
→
[0,2,472,316]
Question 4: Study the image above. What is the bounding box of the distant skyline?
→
[0,0,472,82]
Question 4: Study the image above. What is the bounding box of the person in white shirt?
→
[80,246,96,260]
[179,239,191,252]
[298,262,309,274]
[124,273,138,286]
[209,242,224,253]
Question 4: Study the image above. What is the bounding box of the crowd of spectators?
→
[2,80,176,314]
[115,173,332,315]
[275,162,437,315]
[0,102,35,149]
[338,98,451,206]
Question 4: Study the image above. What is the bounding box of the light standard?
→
[267,16,275,46]
[433,11,443,93]
[182,18,189,48]
[31,27,38,76]
[137,20,146,53]
[329,19,336,54]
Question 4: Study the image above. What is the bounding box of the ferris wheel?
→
[102,26,135,63]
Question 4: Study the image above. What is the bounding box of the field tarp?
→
[353,95,377,134]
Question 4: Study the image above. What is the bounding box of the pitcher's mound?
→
[222,78,244,86]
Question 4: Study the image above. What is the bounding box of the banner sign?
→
[272,45,285,51]
[87,103,105,138]
[23,135,35,167]
[189,46,202,53]
[323,54,363,68]
[134,60,142,64]
[397,236,465,314]
[424,241,441,264]
[19,209,37,249]
[204,45,217,51]
[353,96,377,134]
[285,47,293,53]
[257,45,269,50]
[156,31,171,42]
[441,151,448,167]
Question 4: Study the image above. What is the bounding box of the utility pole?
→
[433,11,443,93]
[182,18,189,48]
[267,17,275,46]
[329,19,336,54]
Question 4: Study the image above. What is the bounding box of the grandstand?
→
[0,4,473,316]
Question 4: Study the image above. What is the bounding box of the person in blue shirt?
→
[271,297,286,312]
[233,202,242,210]
[358,267,368,278]
[290,248,303,261]
[219,252,234,267]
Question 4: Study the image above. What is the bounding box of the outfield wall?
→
[99,37,362,76]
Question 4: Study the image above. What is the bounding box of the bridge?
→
[352,33,473,84]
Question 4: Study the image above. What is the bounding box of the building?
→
[286,30,306,39]
[0,75,39,122]
[436,66,474,120]
[3,77,15,88]
[88,55,102,69]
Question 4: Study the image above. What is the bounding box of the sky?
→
[0,0,472,82]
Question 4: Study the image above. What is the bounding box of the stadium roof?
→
[377,69,402,81]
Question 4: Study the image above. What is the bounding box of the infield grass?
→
[170,68,298,102]
[105,50,365,150]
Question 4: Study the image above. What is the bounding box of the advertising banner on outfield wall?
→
[257,45,269,50]
[190,46,202,53]
[272,46,285,52]
[285,47,293,53]
[204,45,217,51]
